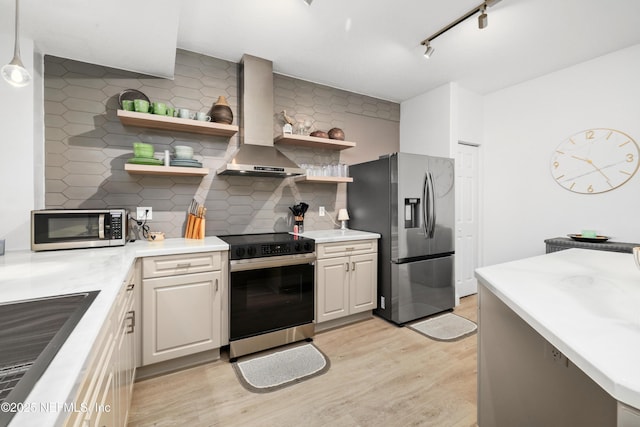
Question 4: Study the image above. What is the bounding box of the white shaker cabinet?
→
[316,239,377,325]
[141,251,226,366]
[65,261,139,427]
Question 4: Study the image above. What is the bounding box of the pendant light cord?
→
[13,0,21,59]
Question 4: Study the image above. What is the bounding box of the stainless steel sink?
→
[0,291,98,426]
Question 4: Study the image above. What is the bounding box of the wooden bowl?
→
[310,130,328,138]
[328,128,345,140]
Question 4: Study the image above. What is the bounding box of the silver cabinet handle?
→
[352,261,355,271]
[215,278,219,292]
[127,282,135,291]
[345,262,350,272]
[126,310,135,334]
[176,263,191,269]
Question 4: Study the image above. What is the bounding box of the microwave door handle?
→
[98,214,105,239]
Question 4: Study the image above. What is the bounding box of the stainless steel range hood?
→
[217,54,304,177]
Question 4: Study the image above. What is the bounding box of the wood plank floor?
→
[128,294,478,427]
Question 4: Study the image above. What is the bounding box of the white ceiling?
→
[3,0,640,102]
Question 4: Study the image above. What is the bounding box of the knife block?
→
[185,214,205,239]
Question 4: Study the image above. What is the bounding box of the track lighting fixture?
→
[2,0,31,87]
[478,5,488,29]
[420,0,502,59]
[303,0,313,5]
[423,43,435,59]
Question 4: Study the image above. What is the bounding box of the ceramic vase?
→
[208,96,233,125]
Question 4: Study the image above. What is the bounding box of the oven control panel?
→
[231,240,314,260]
[262,243,290,256]
[223,233,315,260]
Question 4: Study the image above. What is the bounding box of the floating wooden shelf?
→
[124,163,209,176]
[274,134,356,150]
[293,176,353,183]
[117,110,238,137]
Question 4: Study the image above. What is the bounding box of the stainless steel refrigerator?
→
[347,152,455,324]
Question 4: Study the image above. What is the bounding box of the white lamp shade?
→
[2,60,31,87]
[338,209,350,221]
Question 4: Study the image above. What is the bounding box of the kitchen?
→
[2,0,640,426]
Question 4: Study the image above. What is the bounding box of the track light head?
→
[478,5,488,29]
[303,0,313,5]
[423,43,435,59]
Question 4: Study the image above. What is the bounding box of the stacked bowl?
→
[171,145,202,168]
[127,142,163,165]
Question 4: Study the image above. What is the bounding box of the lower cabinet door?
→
[349,253,377,314]
[316,257,350,323]
[142,271,221,365]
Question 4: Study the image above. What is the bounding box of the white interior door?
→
[455,142,479,299]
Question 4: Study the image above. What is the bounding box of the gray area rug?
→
[233,343,330,393]
[408,312,477,342]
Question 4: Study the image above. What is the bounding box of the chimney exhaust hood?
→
[217,54,304,178]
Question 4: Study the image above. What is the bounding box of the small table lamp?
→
[338,208,350,230]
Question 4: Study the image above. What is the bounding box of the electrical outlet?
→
[136,207,152,221]
[546,343,567,366]
[380,296,385,309]
[319,206,325,216]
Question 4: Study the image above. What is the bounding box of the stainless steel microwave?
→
[31,209,128,251]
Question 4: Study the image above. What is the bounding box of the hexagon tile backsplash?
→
[43,50,399,237]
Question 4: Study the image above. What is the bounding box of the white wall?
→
[400,83,452,157]
[0,34,36,251]
[452,85,483,146]
[482,44,640,266]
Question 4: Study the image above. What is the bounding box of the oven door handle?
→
[229,253,316,272]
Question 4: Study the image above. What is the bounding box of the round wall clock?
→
[550,128,640,194]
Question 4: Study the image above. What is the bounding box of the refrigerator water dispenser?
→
[404,198,421,228]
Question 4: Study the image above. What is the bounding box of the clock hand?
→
[569,155,610,181]
[559,159,628,183]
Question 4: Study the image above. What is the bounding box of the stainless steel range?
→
[218,233,316,361]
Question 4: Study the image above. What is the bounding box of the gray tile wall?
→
[44,50,399,238]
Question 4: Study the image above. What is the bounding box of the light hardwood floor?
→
[128,294,478,427]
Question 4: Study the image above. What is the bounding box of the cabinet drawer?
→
[143,252,221,278]
[317,239,377,259]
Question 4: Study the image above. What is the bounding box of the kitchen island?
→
[475,249,640,426]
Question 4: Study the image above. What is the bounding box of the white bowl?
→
[174,145,194,160]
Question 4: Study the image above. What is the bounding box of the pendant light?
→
[2,0,31,88]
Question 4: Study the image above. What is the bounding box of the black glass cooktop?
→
[218,232,309,245]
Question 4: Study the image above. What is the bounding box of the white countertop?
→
[0,237,228,427]
[475,249,640,410]
[295,228,381,243]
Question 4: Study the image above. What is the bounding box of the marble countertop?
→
[295,229,381,243]
[0,237,228,427]
[475,248,640,410]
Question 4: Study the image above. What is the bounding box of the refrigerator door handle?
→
[422,172,429,237]
[426,172,436,238]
